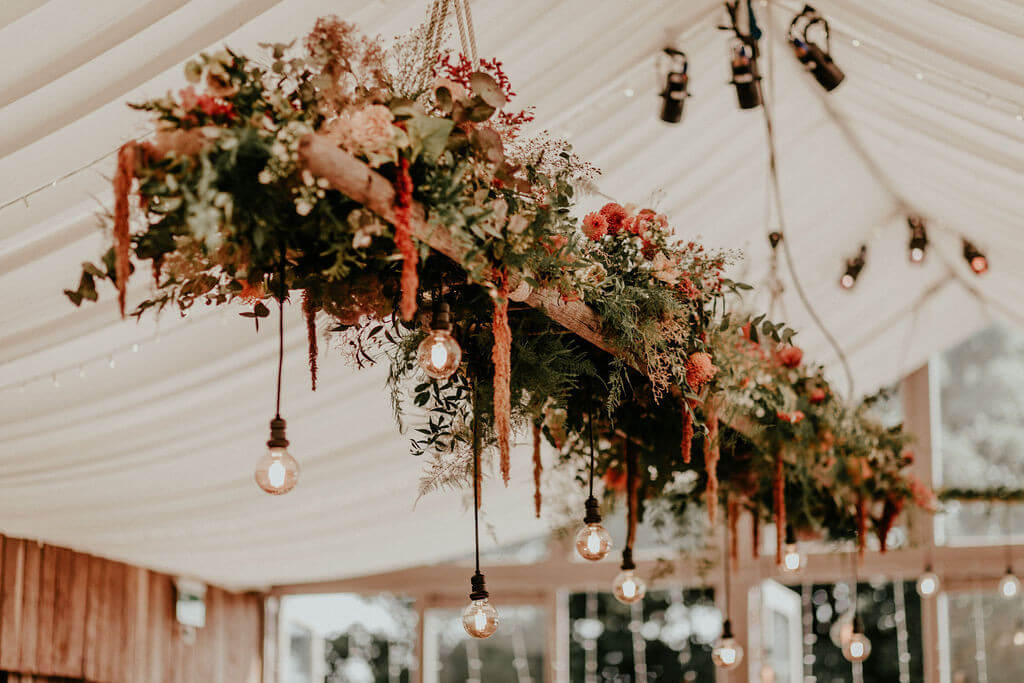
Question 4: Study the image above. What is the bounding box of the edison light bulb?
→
[416,330,462,380]
[575,523,613,561]
[612,569,646,604]
[254,446,299,495]
[842,632,872,663]
[781,543,805,575]
[712,635,745,670]
[916,569,940,598]
[462,598,499,639]
[1000,570,1020,599]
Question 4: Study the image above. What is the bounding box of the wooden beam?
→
[298,134,620,362]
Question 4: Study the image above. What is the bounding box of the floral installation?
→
[64,17,931,556]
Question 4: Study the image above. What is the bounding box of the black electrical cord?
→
[275,239,286,418]
[723,517,733,622]
[472,378,482,576]
[587,394,596,499]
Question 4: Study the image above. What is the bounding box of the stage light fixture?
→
[789,5,845,92]
[658,48,690,124]
[839,245,867,289]
[962,239,988,275]
[907,216,928,264]
[730,42,762,109]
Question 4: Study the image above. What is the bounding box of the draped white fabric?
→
[0,0,1021,589]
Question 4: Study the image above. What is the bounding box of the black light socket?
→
[469,571,489,601]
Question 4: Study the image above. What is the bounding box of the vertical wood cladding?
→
[0,535,262,683]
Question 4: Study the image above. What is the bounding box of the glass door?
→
[750,579,803,683]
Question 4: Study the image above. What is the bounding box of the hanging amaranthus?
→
[680,400,694,464]
[774,449,786,565]
[856,494,867,558]
[532,421,543,518]
[727,496,740,564]
[877,496,903,553]
[704,396,720,526]
[393,155,418,321]
[626,440,639,552]
[492,273,512,485]
[302,290,320,391]
[112,141,138,318]
[751,508,760,558]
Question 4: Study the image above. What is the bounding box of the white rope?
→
[461,0,479,66]
[453,0,478,67]
[417,0,450,91]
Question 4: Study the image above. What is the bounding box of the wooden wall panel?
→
[0,538,25,670]
[80,555,104,682]
[18,544,41,672]
[0,534,263,683]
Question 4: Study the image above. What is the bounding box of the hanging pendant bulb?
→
[462,572,499,639]
[576,401,613,561]
[999,568,1020,599]
[711,619,745,670]
[254,417,299,495]
[256,261,299,495]
[780,525,806,575]
[612,549,646,604]
[575,497,613,561]
[417,302,461,380]
[462,384,497,639]
[842,617,872,663]
[916,565,941,598]
[1013,619,1024,647]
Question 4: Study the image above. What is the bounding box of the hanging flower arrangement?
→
[64,16,932,566]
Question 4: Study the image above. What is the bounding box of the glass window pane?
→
[281,593,416,683]
[426,605,545,682]
[943,592,1024,683]
[568,589,717,682]
[794,580,923,682]
[935,325,1024,544]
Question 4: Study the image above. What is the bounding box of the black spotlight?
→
[907,216,928,264]
[789,5,845,92]
[962,239,988,275]
[658,48,690,123]
[730,41,762,109]
[840,245,867,289]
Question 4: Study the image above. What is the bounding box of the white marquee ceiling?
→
[0,0,1021,590]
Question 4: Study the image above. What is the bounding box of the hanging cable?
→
[587,397,596,499]
[756,2,856,397]
[472,378,481,574]
[275,238,286,418]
